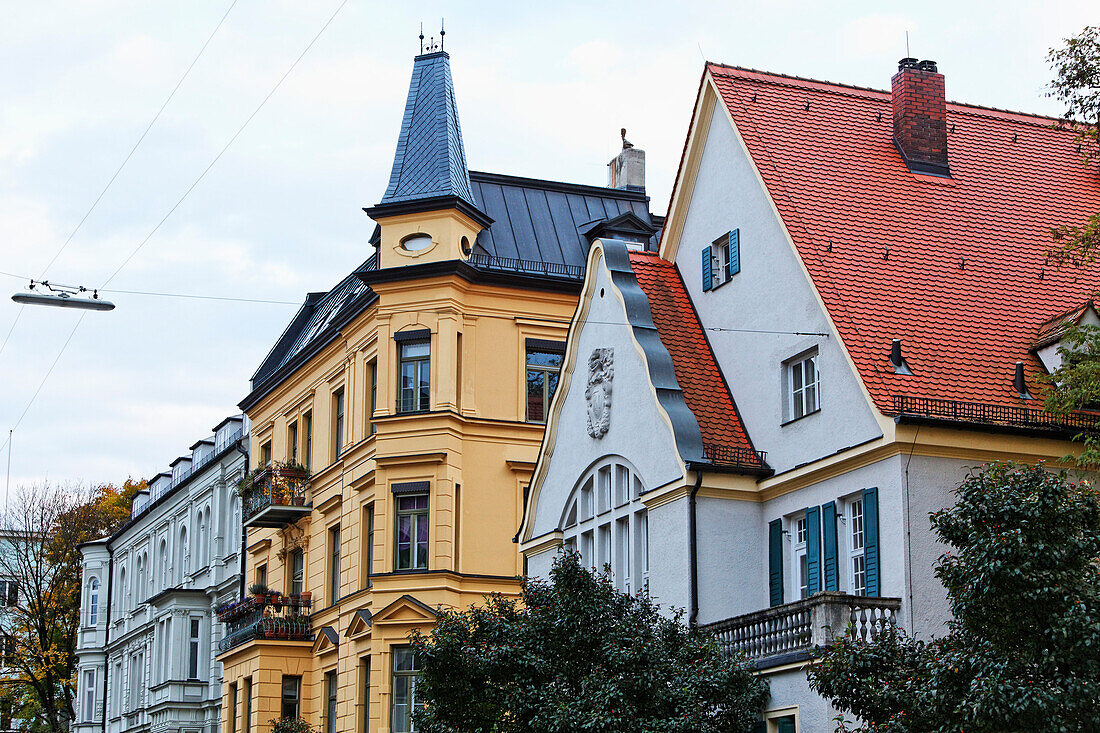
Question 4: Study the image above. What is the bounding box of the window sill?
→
[780,408,820,427]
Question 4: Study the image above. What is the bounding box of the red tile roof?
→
[628,249,765,468]
[707,63,1100,412]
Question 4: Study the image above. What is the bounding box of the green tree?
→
[0,479,145,733]
[1047,26,1100,266]
[808,462,1100,732]
[409,551,769,733]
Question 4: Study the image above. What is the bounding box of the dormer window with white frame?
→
[561,458,649,595]
[784,350,820,423]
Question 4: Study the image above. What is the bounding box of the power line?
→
[99,0,352,290]
[0,0,239,363]
[1,1,348,470]
[0,270,299,306]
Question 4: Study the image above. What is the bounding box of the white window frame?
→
[793,515,808,600]
[561,458,649,595]
[187,617,201,680]
[848,497,866,596]
[83,669,96,721]
[785,351,820,422]
[87,578,99,626]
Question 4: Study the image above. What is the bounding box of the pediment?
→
[371,594,439,626]
[312,626,339,655]
[345,609,373,638]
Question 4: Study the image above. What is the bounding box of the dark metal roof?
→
[379,52,476,208]
[469,171,660,266]
[242,174,662,410]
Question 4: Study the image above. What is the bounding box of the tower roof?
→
[377,51,478,211]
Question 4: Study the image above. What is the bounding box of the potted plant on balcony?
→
[288,593,300,613]
[270,717,314,733]
[248,583,268,605]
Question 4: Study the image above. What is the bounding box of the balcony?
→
[240,464,311,528]
[702,592,901,668]
[217,593,314,653]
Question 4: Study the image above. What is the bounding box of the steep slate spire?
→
[379,51,478,208]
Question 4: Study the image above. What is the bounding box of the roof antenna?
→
[905,30,910,58]
[419,23,424,54]
[440,19,445,51]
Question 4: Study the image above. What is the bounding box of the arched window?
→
[158,540,168,590]
[560,458,649,596]
[134,555,145,606]
[178,527,189,583]
[198,513,207,569]
[88,578,99,626]
[228,494,239,552]
[117,567,127,614]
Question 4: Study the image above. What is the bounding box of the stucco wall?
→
[695,495,765,624]
[526,258,687,543]
[673,102,882,473]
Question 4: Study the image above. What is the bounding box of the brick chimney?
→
[891,58,950,176]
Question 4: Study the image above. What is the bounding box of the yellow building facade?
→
[216,49,661,733]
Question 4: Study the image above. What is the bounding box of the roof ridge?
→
[707,62,1071,127]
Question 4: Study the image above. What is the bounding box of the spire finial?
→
[440,18,445,51]
[419,23,424,54]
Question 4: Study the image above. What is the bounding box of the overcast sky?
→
[0,0,1093,495]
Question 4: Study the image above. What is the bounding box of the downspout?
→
[100,549,113,733]
[233,438,250,599]
[688,469,703,629]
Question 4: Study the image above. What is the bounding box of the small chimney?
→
[891,58,950,176]
[608,128,645,192]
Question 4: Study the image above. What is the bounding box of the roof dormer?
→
[1033,301,1100,374]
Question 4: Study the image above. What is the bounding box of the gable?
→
[371,594,438,626]
[521,242,696,546]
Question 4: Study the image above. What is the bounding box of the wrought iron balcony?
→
[217,594,313,653]
[240,464,311,528]
[892,394,1100,434]
[701,592,901,667]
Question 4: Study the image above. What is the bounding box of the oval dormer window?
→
[401,234,433,252]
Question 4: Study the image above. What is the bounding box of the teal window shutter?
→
[822,501,838,591]
[863,487,880,597]
[702,245,713,290]
[727,229,740,278]
[806,506,820,595]
[768,519,783,606]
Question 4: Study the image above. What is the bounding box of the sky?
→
[0,0,1094,495]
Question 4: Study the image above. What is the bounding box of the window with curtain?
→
[395,495,429,571]
[289,549,304,596]
[398,340,430,413]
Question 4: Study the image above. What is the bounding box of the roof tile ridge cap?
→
[729,97,894,410]
[708,63,889,99]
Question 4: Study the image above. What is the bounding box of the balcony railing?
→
[702,444,769,471]
[466,253,585,280]
[702,592,901,665]
[217,594,313,653]
[240,465,311,528]
[892,394,1100,434]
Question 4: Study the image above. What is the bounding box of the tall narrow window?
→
[88,578,99,626]
[303,412,313,471]
[359,657,370,733]
[112,661,122,716]
[329,525,341,604]
[187,617,201,679]
[398,340,430,413]
[390,648,421,733]
[794,515,809,600]
[850,498,866,596]
[243,677,253,733]
[83,669,95,721]
[395,495,429,571]
[325,670,338,733]
[0,580,18,607]
[363,505,375,587]
[786,351,820,421]
[281,676,301,719]
[368,360,377,435]
[288,421,298,464]
[333,388,345,458]
[228,683,238,733]
[525,346,563,423]
[261,441,272,467]
[290,549,304,596]
[256,564,267,588]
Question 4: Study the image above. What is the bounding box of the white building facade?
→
[75,416,248,733]
[520,58,1100,732]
